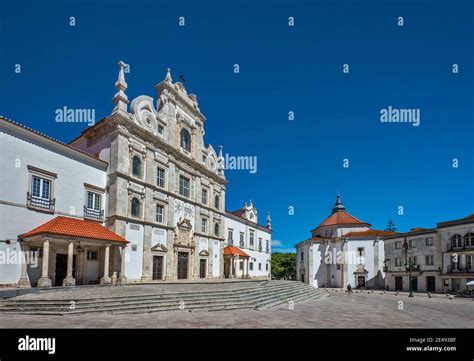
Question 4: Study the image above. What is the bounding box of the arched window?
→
[214,223,220,237]
[214,195,220,210]
[131,197,140,217]
[464,233,474,248]
[132,155,142,177]
[180,128,191,152]
[451,234,463,249]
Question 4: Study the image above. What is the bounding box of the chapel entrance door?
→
[152,256,163,280]
[177,252,189,280]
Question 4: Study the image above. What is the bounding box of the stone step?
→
[0,288,322,314]
[0,283,301,305]
[0,283,305,309]
[0,282,326,315]
[257,290,328,310]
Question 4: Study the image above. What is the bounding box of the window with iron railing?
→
[28,176,55,211]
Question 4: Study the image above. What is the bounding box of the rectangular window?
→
[266,264,269,271]
[249,230,255,246]
[201,189,208,205]
[158,125,164,135]
[258,238,262,252]
[87,250,98,261]
[395,258,401,267]
[357,247,365,257]
[426,237,434,246]
[258,263,262,271]
[201,218,208,233]
[409,239,416,248]
[87,191,101,210]
[179,176,190,198]
[301,252,304,261]
[156,167,165,188]
[239,261,243,270]
[32,176,50,199]
[265,240,269,253]
[156,205,164,223]
[239,232,244,248]
[395,241,402,250]
[249,262,253,271]
[228,229,234,245]
[409,256,417,265]
[467,255,473,270]
[425,255,434,266]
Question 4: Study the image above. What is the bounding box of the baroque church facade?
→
[0,62,272,288]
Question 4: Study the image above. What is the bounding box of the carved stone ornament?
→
[130,95,166,135]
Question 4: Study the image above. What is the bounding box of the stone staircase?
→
[0,281,328,315]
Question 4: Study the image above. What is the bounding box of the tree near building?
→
[385,220,397,232]
[271,253,296,280]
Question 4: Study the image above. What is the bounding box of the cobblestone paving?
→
[0,290,472,328]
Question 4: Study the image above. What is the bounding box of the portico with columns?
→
[224,245,250,279]
[18,216,129,288]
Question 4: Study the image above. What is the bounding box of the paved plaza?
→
[0,289,472,328]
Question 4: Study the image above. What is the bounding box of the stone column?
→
[118,245,127,285]
[37,239,52,288]
[17,244,31,288]
[63,241,76,286]
[245,258,249,279]
[100,244,112,285]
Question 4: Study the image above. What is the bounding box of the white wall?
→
[0,126,107,286]
[224,215,271,278]
[124,223,144,281]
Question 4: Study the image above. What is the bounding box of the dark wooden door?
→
[395,276,403,290]
[55,254,76,286]
[199,259,206,278]
[152,256,163,280]
[411,277,418,292]
[177,252,188,279]
[426,276,435,292]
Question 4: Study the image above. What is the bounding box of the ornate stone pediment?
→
[151,243,168,252]
[174,219,194,248]
[199,249,209,257]
[354,264,368,274]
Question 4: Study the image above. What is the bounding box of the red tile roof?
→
[312,211,369,231]
[344,229,398,238]
[20,216,128,243]
[223,245,250,258]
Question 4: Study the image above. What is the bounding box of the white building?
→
[0,117,120,288]
[224,201,272,279]
[0,62,272,288]
[437,215,474,292]
[296,195,393,289]
[384,215,474,293]
[384,228,442,292]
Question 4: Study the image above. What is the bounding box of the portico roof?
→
[20,216,128,244]
[223,245,250,258]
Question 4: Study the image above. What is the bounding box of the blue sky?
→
[1,0,472,253]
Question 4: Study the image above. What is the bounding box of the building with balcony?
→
[384,228,442,292]
[384,215,474,293]
[437,214,474,292]
[0,63,272,288]
[224,201,272,279]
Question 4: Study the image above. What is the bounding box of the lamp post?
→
[403,237,414,297]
